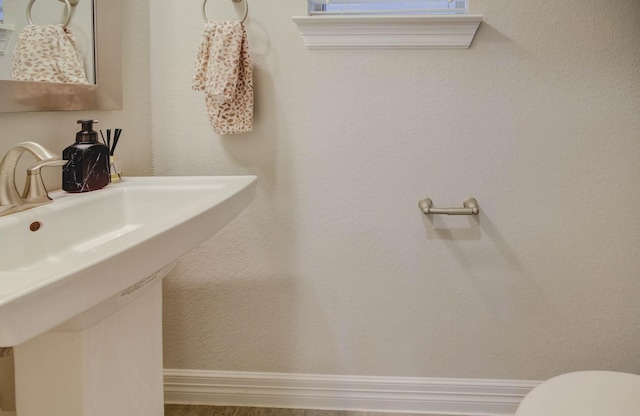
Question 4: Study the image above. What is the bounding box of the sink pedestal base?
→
[14,281,164,416]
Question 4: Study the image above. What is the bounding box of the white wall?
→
[153,0,640,381]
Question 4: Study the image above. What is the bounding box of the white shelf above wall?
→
[292,15,482,50]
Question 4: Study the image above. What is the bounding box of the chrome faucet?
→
[0,142,66,217]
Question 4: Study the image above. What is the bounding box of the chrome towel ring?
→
[26,0,79,29]
[202,0,249,24]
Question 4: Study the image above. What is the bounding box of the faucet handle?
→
[22,159,67,204]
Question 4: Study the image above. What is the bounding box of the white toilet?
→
[516,371,640,416]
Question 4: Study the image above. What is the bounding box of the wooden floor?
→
[164,405,450,416]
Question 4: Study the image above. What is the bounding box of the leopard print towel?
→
[193,21,254,135]
[11,24,89,85]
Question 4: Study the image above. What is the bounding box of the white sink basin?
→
[0,175,257,347]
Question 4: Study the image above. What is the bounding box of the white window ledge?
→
[292,15,482,50]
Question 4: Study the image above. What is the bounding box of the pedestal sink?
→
[0,176,257,416]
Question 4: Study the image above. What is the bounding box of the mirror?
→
[0,0,121,112]
[0,0,95,83]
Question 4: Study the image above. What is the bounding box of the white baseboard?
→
[164,370,539,416]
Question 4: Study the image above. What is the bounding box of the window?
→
[293,0,480,49]
[309,0,468,16]
[0,0,13,57]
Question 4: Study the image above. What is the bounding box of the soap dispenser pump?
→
[62,119,110,192]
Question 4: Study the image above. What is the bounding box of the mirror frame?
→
[0,0,122,112]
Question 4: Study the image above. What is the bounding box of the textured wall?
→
[153,0,640,381]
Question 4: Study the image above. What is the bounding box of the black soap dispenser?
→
[62,119,110,192]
